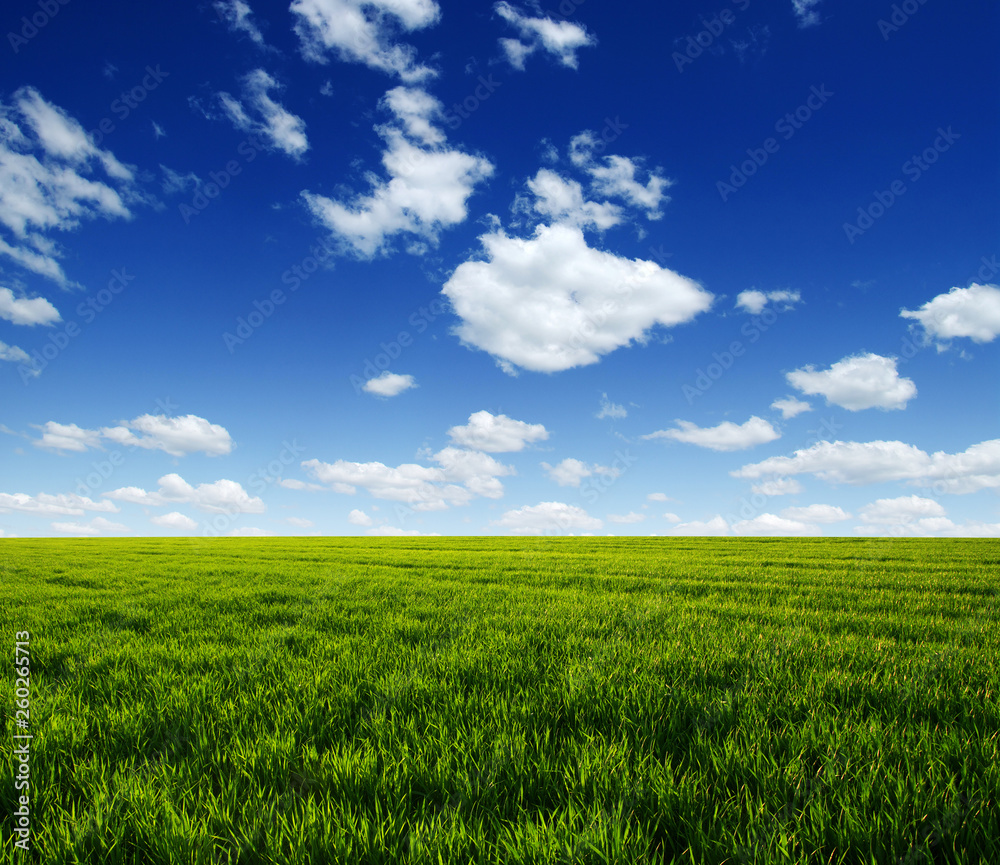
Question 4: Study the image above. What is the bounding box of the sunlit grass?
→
[1,537,997,863]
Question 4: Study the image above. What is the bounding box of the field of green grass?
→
[1,537,998,864]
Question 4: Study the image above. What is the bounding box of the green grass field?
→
[1,537,998,864]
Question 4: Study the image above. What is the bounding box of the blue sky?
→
[1,0,998,538]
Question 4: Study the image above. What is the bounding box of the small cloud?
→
[216,69,308,159]
[52,516,129,535]
[348,509,373,527]
[792,0,824,28]
[643,416,780,451]
[771,396,812,419]
[492,501,602,535]
[786,353,916,411]
[780,504,850,523]
[751,478,803,496]
[152,121,166,139]
[447,410,548,453]
[151,512,198,531]
[362,371,417,397]
[732,513,821,536]
[670,515,730,536]
[160,164,200,194]
[607,512,645,524]
[596,393,627,420]
[214,0,268,47]
[736,289,801,315]
[494,2,596,70]
[285,516,314,528]
[900,283,1000,347]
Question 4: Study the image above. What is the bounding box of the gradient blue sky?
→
[1,0,998,538]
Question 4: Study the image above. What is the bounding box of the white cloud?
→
[733,437,1000,495]
[0,88,138,285]
[104,474,265,514]
[771,396,812,419]
[556,137,670,220]
[608,511,645,524]
[524,169,622,230]
[217,69,308,159]
[366,525,440,536]
[792,0,823,27]
[662,512,681,523]
[32,422,101,453]
[646,492,671,502]
[669,515,730,536]
[286,516,315,528]
[52,516,129,535]
[900,283,1000,345]
[643,416,780,451]
[541,457,618,488]
[494,2,596,70]
[228,527,276,536]
[31,414,231,456]
[160,164,200,194]
[586,155,670,219]
[0,287,60,326]
[0,340,31,364]
[380,86,444,146]
[736,289,801,315]
[786,353,916,411]
[447,410,548,453]
[279,478,324,491]
[780,504,850,523]
[348,508,373,526]
[732,514,821,536]
[431,447,512,499]
[302,86,493,258]
[751,478,803,496]
[99,414,233,457]
[443,223,712,373]
[492,501,602,534]
[362,371,416,397]
[596,394,626,420]
[214,0,267,46]
[0,492,119,517]
[151,512,198,531]
[303,445,513,510]
[858,495,946,525]
[291,0,440,81]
